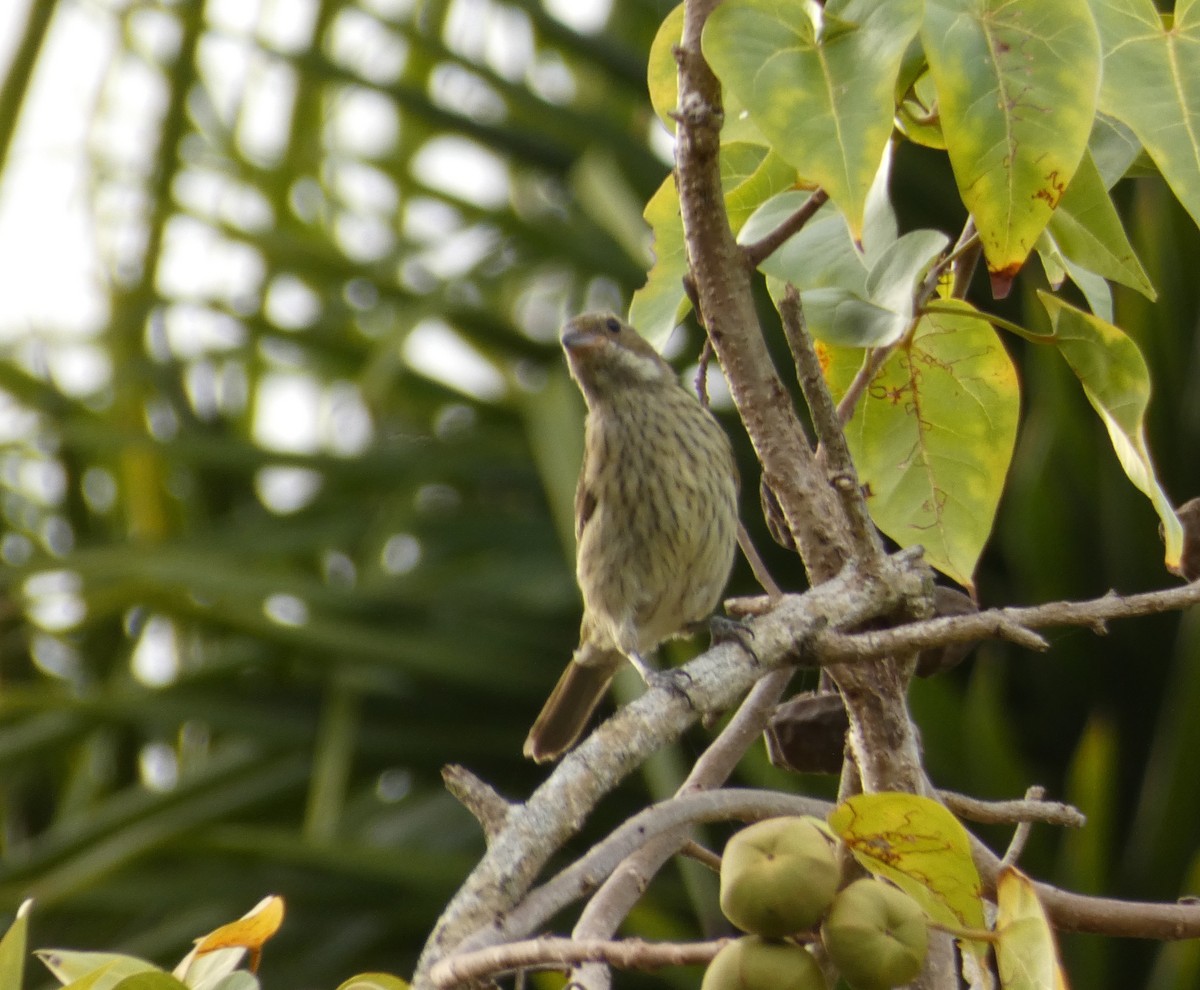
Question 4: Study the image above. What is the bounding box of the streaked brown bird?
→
[523,313,740,763]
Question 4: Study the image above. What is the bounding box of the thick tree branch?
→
[412,554,927,985]
[809,581,1200,664]
[430,936,727,987]
[675,0,930,825]
[674,1,852,584]
[456,789,836,960]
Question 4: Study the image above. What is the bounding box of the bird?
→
[523,312,741,763]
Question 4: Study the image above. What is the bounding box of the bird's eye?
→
[604,317,621,334]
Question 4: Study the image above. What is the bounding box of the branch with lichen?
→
[425,782,1200,989]
[411,552,928,987]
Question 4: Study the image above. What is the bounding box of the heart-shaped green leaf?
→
[822,300,1020,588]
[703,0,921,237]
[1092,0,1200,231]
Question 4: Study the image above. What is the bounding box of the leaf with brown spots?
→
[821,300,1019,590]
[922,0,1101,280]
[828,792,987,933]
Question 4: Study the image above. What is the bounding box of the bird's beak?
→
[561,325,601,352]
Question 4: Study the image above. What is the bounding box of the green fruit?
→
[821,879,929,990]
[701,936,826,990]
[719,817,841,937]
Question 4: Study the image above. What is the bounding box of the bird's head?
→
[560,313,675,398]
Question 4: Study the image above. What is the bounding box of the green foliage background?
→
[0,1,1197,988]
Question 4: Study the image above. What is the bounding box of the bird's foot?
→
[645,667,699,712]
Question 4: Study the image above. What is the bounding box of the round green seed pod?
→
[719,816,841,937]
[701,936,826,990]
[821,879,929,990]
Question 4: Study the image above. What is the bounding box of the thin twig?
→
[680,839,723,872]
[695,337,713,406]
[742,188,830,268]
[810,613,1048,660]
[683,272,704,327]
[835,344,897,425]
[737,522,783,598]
[1001,786,1045,867]
[837,217,981,428]
[939,788,1085,829]
[692,329,782,599]
[779,285,884,570]
[690,330,781,599]
[916,216,980,309]
[950,218,982,300]
[970,833,1200,940]
[568,666,796,988]
[442,765,513,842]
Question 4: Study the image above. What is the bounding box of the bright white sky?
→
[0,0,111,337]
[0,0,618,405]
[0,0,612,351]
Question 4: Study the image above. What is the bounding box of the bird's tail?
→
[523,650,622,763]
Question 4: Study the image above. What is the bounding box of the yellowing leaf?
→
[1038,294,1184,572]
[194,896,284,958]
[922,0,1101,282]
[1092,0,1200,231]
[646,3,683,134]
[995,867,1070,990]
[821,301,1020,589]
[628,176,689,345]
[827,793,986,932]
[177,896,284,981]
[703,0,921,236]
